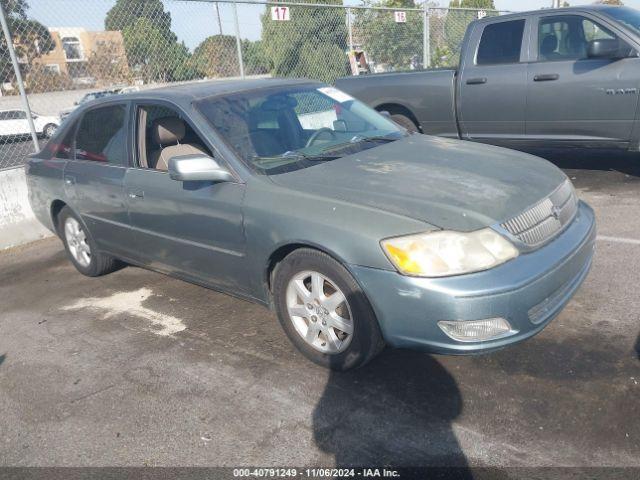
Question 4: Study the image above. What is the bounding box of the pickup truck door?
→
[457,17,530,142]
[526,13,640,146]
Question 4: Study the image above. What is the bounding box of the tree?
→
[0,0,55,84]
[260,0,349,83]
[449,0,495,7]
[242,40,270,75]
[105,0,196,83]
[191,35,240,78]
[105,0,174,42]
[354,0,423,71]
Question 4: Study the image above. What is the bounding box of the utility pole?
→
[215,2,223,35]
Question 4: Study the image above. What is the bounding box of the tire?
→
[273,248,385,371]
[390,113,419,133]
[58,206,120,277]
[43,123,57,138]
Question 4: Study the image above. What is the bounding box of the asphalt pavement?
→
[0,149,639,469]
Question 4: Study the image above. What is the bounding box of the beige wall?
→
[33,29,129,83]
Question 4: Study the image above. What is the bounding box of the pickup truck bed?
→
[336,69,459,138]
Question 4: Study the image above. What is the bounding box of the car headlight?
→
[381,228,519,277]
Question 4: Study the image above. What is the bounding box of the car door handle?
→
[128,191,144,199]
[533,74,559,82]
[466,77,487,85]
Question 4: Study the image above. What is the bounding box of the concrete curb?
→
[0,166,53,250]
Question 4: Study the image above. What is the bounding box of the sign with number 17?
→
[271,6,290,21]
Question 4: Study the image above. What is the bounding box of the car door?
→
[13,110,32,135]
[526,13,640,146]
[123,101,249,293]
[457,17,530,142]
[0,110,23,136]
[62,102,137,258]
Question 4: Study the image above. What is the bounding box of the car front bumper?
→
[349,201,596,354]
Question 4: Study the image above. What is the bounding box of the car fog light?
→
[438,318,515,342]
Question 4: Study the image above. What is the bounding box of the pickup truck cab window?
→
[476,19,525,65]
[538,15,618,62]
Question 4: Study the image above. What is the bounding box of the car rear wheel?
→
[43,123,57,138]
[390,114,419,133]
[58,206,120,277]
[273,248,385,370]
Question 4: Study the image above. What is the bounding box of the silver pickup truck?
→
[336,5,640,151]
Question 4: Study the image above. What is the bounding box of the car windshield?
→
[601,6,640,35]
[195,85,407,175]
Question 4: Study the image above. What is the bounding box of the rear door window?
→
[75,104,128,165]
[477,20,526,65]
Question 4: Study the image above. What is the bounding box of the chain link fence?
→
[0,0,509,170]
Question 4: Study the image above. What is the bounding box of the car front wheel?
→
[273,248,385,370]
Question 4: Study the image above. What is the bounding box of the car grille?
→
[501,180,578,248]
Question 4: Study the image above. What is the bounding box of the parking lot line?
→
[597,235,640,246]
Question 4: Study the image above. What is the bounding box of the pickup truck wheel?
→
[59,207,120,277]
[390,114,418,133]
[273,248,385,371]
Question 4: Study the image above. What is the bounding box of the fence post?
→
[422,3,430,69]
[347,7,354,53]
[0,2,39,152]
[232,0,245,79]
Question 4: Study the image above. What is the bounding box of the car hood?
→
[269,135,567,231]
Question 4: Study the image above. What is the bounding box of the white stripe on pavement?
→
[597,235,640,245]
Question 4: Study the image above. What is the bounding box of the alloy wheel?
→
[286,270,354,354]
[64,217,91,268]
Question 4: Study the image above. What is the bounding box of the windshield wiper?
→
[253,151,341,163]
[317,134,400,154]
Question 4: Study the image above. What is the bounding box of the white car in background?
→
[0,109,59,138]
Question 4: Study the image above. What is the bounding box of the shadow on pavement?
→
[635,333,640,361]
[0,354,5,367]
[524,148,640,178]
[312,349,472,474]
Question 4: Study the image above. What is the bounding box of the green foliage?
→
[105,0,175,42]
[0,0,55,83]
[449,0,495,8]
[260,0,349,83]
[191,35,239,78]
[121,17,192,82]
[242,40,270,75]
[106,0,197,83]
[354,4,422,70]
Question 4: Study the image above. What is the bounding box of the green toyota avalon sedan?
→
[26,79,596,370]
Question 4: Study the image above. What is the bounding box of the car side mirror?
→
[587,38,630,59]
[168,154,235,183]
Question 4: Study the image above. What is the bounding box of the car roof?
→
[89,78,322,107]
[474,4,626,23]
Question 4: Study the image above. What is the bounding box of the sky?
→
[25,0,640,51]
